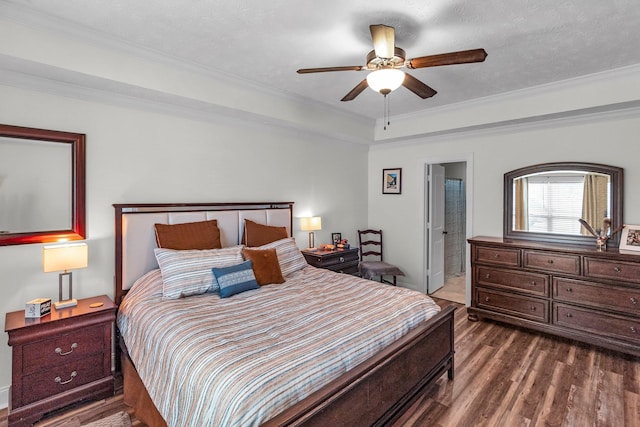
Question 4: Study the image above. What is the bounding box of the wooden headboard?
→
[113,202,294,304]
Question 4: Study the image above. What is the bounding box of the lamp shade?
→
[43,242,88,272]
[300,217,322,231]
[366,69,405,94]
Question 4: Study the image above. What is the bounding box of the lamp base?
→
[54,298,78,309]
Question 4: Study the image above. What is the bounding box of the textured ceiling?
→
[5,0,640,120]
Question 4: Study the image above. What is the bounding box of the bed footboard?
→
[263,305,456,427]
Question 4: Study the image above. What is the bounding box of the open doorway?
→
[425,159,470,305]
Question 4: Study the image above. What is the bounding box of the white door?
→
[427,164,445,294]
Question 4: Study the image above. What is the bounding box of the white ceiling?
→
[5,0,640,120]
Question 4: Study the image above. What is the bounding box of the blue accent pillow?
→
[212,260,259,298]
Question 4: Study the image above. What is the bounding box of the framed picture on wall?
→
[620,225,640,252]
[382,168,402,194]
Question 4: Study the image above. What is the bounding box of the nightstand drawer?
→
[23,324,106,374]
[302,248,359,274]
[21,353,105,406]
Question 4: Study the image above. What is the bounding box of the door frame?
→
[422,153,474,306]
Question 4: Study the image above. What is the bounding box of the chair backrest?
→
[358,229,384,261]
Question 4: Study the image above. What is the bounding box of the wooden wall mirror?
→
[504,162,623,247]
[0,124,85,246]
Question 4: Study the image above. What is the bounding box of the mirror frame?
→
[504,162,623,247]
[0,124,86,246]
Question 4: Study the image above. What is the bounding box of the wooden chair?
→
[357,229,405,286]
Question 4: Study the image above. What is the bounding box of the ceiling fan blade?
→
[370,24,395,59]
[341,79,369,102]
[407,48,488,69]
[297,65,364,74]
[403,73,437,99]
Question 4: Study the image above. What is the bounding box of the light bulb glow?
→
[366,69,405,94]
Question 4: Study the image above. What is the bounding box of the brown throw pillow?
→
[242,248,285,285]
[242,219,288,247]
[155,220,222,250]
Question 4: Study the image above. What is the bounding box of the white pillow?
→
[257,237,308,277]
[155,246,244,299]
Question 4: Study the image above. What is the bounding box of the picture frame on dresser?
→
[620,225,640,252]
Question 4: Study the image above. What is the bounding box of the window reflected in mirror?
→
[513,170,610,236]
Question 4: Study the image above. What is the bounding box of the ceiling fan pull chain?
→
[383,93,391,130]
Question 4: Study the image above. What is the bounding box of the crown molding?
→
[370,99,640,149]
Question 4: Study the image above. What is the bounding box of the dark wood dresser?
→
[302,247,360,275]
[4,295,116,426]
[468,237,640,356]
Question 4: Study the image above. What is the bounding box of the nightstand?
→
[302,247,360,275]
[4,295,116,426]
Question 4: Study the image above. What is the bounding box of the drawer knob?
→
[530,281,536,286]
[530,306,536,311]
[566,313,573,318]
[631,326,638,334]
[614,267,622,273]
[566,287,573,292]
[55,343,78,356]
[339,257,345,263]
[54,371,77,385]
[547,259,554,264]
[485,297,490,302]
[494,254,500,258]
[630,297,638,305]
[485,274,491,279]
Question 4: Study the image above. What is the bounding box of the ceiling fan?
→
[297,24,487,102]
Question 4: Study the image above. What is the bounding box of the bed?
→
[114,202,455,427]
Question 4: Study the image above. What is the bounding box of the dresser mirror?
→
[504,162,623,247]
[0,124,85,246]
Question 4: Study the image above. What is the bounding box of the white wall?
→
[0,84,369,407]
[368,113,640,294]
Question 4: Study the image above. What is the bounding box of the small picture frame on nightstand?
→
[331,232,342,246]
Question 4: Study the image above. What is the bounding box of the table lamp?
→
[43,242,88,309]
[300,217,322,250]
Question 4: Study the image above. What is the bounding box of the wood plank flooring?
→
[1,298,638,426]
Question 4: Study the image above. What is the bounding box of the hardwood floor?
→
[2,299,638,426]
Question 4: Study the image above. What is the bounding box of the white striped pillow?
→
[155,246,244,299]
[258,237,308,277]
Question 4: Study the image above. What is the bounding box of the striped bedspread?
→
[118,266,442,427]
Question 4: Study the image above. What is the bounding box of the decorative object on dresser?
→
[4,295,116,427]
[382,168,402,194]
[43,242,89,309]
[620,225,640,252]
[468,237,640,357]
[302,247,360,275]
[358,229,405,285]
[299,216,322,250]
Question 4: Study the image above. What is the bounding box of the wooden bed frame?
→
[114,202,455,426]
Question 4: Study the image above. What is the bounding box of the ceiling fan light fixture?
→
[366,68,405,95]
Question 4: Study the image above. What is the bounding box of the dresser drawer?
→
[584,257,640,284]
[476,288,548,322]
[474,246,520,267]
[523,250,580,275]
[554,277,640,315]
[554,303,640,343]
[475,266,549,296]
[21,353,105,406]
[23,325,106,375]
